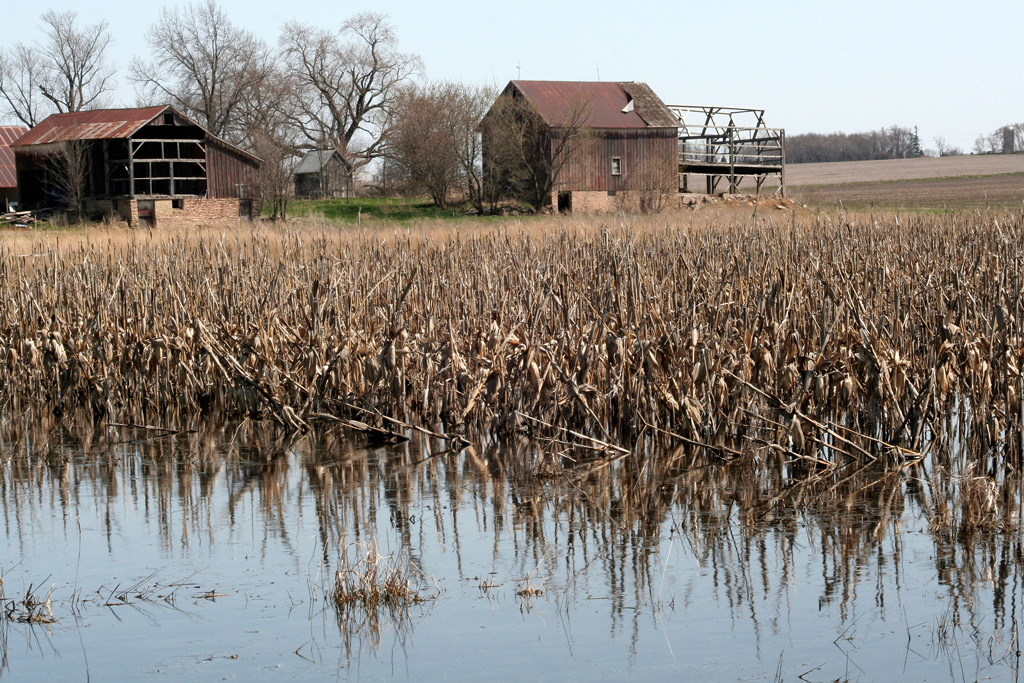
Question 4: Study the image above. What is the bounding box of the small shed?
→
[294,150,347,199]
[0,125,29,212]
[481,80,679,212]
[12,105,261,226]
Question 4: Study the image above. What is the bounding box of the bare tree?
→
[390,81,494,209]
[279,13,421,178]
[130,0,273,143]
[481,91,594,209]
[48,139,90,223]
[974,131,1002,155]
[0,45,47,126]
[0,11,115,126]
[250,129,296,221]
[444,83,495,212]
[390,85,460,207]
[37,11,116,113]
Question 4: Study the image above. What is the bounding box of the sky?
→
[3,0,1021,152]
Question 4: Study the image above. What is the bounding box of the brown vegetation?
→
[0,210,1022,470]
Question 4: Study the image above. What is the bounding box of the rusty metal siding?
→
[206,138,259,198]
[556,129,677,192]
[0,126,28,189]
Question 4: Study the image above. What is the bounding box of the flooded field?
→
[3,212,1024,680]
[2,421,1023,681]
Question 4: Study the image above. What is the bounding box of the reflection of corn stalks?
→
[960,475,1000,531]
[929,466,1008,534]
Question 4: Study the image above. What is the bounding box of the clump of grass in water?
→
[331,543,428,611]
[0,579,56,625]
[329,543,437,659]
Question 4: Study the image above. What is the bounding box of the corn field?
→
[1,211,1023,469]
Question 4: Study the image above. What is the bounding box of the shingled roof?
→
[294,150,344,175]
[508,81,678,130]
[0,126,29,190]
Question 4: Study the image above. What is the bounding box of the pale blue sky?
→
[5,0,1020,151]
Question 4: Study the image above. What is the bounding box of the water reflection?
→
[1,419,1023,680]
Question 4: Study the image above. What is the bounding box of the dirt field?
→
[774,153,1024,210]
[788,173,1024,211]
[785,154,1024,186]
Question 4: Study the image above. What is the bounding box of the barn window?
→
[611,157,622,176]
[172,199,183,209]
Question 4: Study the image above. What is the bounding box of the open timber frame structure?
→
[12,105,261,226]
[670,105,785,196]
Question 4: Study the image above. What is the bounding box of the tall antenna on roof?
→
[596,64,601,80]
[517,60,521,80]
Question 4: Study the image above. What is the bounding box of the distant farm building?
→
[482,80,680,213]
[481,80,785,212]
[12,106,260,226]
[294,149,348,199]
[0,125,29,212]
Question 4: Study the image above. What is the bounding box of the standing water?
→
[1,420,1022,681]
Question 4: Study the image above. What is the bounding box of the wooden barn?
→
[481,80,679,212]
[0,125,29,212]
[293,149,347,199]
[12,106,260,226]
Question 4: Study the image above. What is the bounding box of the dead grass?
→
[1,210,1024,474]
[331,543,428,610]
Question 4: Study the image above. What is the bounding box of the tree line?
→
[790,122,1024,164]
[785,125,925,164]
[0,1,538,218]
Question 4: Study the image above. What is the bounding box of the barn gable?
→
[12,106,261,226]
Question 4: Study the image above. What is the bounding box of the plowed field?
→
[782,154,1024,210]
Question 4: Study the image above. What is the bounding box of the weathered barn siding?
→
[556,129,678,193]
[0,126,28,210]
[207,138,260,199]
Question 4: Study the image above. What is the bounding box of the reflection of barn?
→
[481,80,786,212]
[0,126,28,212]
[12,105,260,226]
[294,150,347,199]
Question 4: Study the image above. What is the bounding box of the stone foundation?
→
[144,198,242,228]
[569,191,616,213]
[553,189,674,215]
[83,198,132,223]
[81,198,259,227]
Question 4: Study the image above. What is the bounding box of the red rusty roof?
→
[510,81,677,130]
[12,106,169,146]
[0,125,29,189]
[12,105,260,164]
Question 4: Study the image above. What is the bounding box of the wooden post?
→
[780,130,786,198]
[128,138,135,199]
